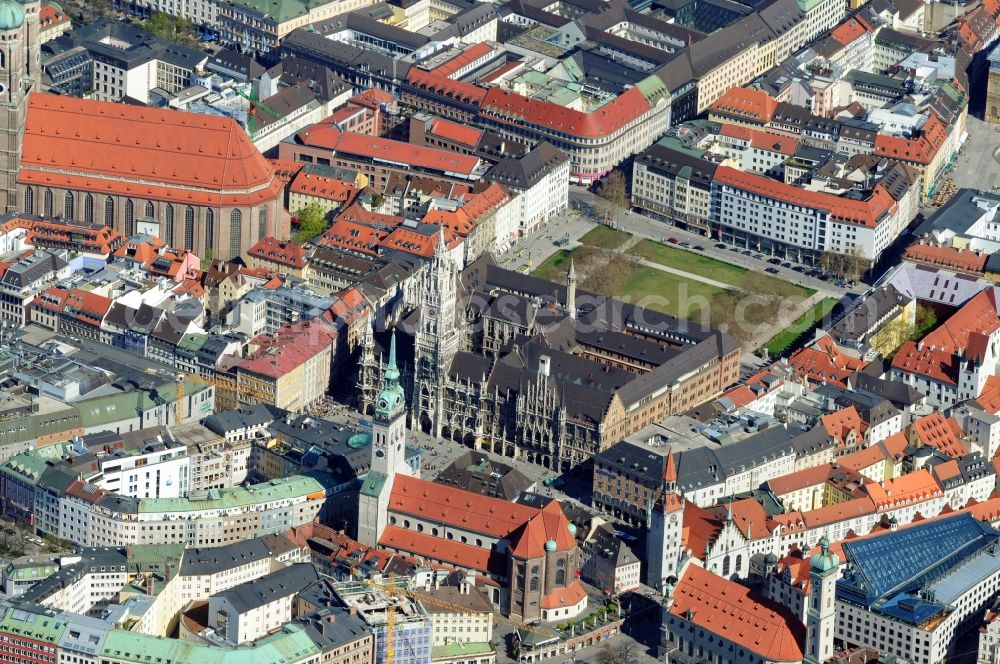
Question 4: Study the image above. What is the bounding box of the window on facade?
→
[64,192,74,220]
[258,207,267,240]
[84,194,94,223]
[555,569,565,585]
[164,205,174,244]
[722,555,730,577]
[144,201,154,218]
[229,209,242,257]
[104,197,114,227]
[184,206,195,250]
[43,189,53,217]
[125,199,135,236]
[529,576,539,591]
[205,208,214,250]
[23,187,33,215]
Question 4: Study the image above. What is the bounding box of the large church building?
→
[0,0,286,259]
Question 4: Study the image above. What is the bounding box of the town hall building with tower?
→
[357,241,741,473]
[356,329,588,622]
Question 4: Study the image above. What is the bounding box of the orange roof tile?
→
[975,375,1000,414]
[709,87,779,123]
[902,244,988,273]
[406,67,488,105]
[540,580,587,609]
[911,412,968,458]
[21,94,281,207]
[749,130,799,156]
[429,43,495,78]
[248,236,308,270]
[318,219,388,256]
[298,129,483,177]
[788,337,867,387]
[480,85,651,139]
[289,170,358,203]
[389,475,539,539]
[831,17,869,45]
[821,406,865,444]
[380,225,461,259]
[864,469,942,510]
[429,117,484,148]
[670,563,804,662]
[349,89,395,110]
[32,286,69,313]
[379,525,501,573]
[239,319,337,379]
[716,166,896,228]
[873,112,948,166]
[62,288,112,326]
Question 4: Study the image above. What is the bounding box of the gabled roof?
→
[21,94,280,206]
[670,563,804,662]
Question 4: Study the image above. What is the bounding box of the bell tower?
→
[647,448,685,591]
[357,331,407,547]
[0,0,28,214]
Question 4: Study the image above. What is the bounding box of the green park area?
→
[762,298,839,357]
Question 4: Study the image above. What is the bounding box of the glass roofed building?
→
[835,513,1000,664]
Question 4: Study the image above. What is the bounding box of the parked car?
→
[693,245,705,251]
[792,265,806,273]
[765,267,780,274]
[714,243,727,249]
[767,258,781,265]
[680,241,691,248]
[667,237,679,244]
[781,262,792,269]
[742,249,753,256]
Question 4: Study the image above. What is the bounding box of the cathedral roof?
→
[508,500,577,559]
[20,94,281,207]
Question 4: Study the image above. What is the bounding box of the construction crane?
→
[232,86,311,143]
[361,574,554,664]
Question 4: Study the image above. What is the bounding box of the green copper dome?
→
[0,0,24,30]
[544,539,557,552]
[811,536,840,572]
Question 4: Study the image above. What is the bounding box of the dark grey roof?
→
[436,451,533,501]
[635,142,718,187]
[312,12,430,50]
[852,373,925,408]
[0,251,66,288]
[203,404,282,435]
[214,563,318,613]
[486,142,570,191]
[44,18,205,71]
[207,48,265,80]
[181,540,271,576]
[914,189,1000,237]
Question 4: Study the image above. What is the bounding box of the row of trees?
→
[819,248,868,283]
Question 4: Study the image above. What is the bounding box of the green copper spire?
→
[385,330,400,383]
[376,331,405,417]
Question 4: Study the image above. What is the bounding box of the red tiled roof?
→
[480,85,651,139]
[508,500,577,559]
[821,406,864,443]
[238,319,337,379]
[406,68,488,105]
[891,340,958,384]
[865,469,942,510]
[318,219,388,256]
[21,94,281,207]
[975,375,1000,414]
[248,236,308,269]
[33,286,69,313]
[910,412,968,458]
[429,43,495,78]
[749,130,798,156]
[40,4,70,28]
[831,17,869,45]
[63,288,113,325]
[379,525,503,574]
[380,225,461,259]
[388,475,539,539]
[429,118,483,148]
[290,170,358,203]
[298,128,483,177]
[336,204,405,230]
[922,290,1000,355]
[715,166,897,227]
[873,112,948,166]
[540,580,587,609]
[719,124,753,141]
[350,89,395,110]
[477,60,525,85]
[28,218,125,256]
[788,336,867,387]
[709,88,779,123]
[903,244,988,273]
[670,563,804,662]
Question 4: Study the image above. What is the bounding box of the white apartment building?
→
[421,584,495,646]
[208,564,318,645]
[487,143,570,238]
[90,438,190,499]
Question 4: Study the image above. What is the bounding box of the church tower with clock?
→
[358,332,407,547]
[646,448,685,592]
